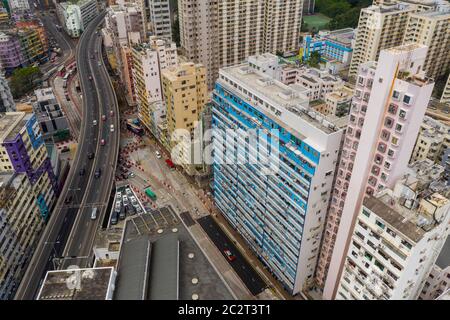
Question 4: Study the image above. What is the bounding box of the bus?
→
[145,188,156,200]
[126,122,144,136]
[57,65,65,77]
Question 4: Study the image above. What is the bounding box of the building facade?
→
[179,0,304,89]
[148,0,172,40]
[411,116,450,164]
[211,59,344,294]
[317,44,434,299]
[132,37,177,136]
[0,112,58,299]
[403,9,450,80]
[349,3,414,78]
[0,74,14,112]
[162,62,207,174]
[57,0,99,38]
[335,177,449,300]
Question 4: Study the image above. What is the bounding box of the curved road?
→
[14,12,119,300]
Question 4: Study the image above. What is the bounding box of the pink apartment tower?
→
[315,43,435,299]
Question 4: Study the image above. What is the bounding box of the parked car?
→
[111,211,118,225]
[224,249,236,262]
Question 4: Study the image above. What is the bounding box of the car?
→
[88,152,95,159]
[115,200,121,209]
[91,207,97,220]
[155,151,161,159]
[64,195,73,204]
[128,172,135,178]
[223,250,236,262]
[88,75,92,80]
[110,124,114,132]
[100,139,106,146]
[98,62,102,67]
[110,110,114,117]
[125,188,132,196]
[136,207,143,215]
[122,195,129,205]
[102,114,106,121]
[119,206,126,220]
[117,191,122,199]
[111,211,118,225]
[79,168,85,176]
[94,168,101,178]
[130,196,137,205]
[93,119,97,126]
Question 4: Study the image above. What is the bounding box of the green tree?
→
[307,51,322,68]
[9,66,42,98]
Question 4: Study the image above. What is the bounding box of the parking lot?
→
[109,184,147,227]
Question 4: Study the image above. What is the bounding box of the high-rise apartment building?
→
[0,112,58,299]
[349,3,414,78]
[403,8,450,80]
[148,0,172,40]
[132,37,177,136]
[335,176,449,300]
[162,62,207,174]
[179,0,304,89]
[317,44,434,299]
[211,57,345,294]
[263,0,303,55]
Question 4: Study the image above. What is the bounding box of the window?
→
[399,109,407,119]
[391,136,399,146]
[395,124,403,133]
[388,104,398,115]
[392,90,400,100]
[401,240,412,250]
[375,220,385,229]
[384,117,394,128]
[403,95,412,105]
[387,228,396,238]
[362,209,371,218]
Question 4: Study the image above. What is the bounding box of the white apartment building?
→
[419,236,450,300]
[148,0,172,40]
[132,37,177,135]
[349,3,415,78]
[336,176,450,300]
[57,0,99,38]
[411,116,450,164]
[296,68,343,101]
[403,8,450,80]
[318,44,434,299]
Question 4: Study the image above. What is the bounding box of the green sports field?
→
[303,14,331,31]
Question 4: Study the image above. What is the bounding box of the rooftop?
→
[220,63,345,137]
[0,112,28,142]
[364,195,427,243]
[113,206,233,300]
[37,267,115,300]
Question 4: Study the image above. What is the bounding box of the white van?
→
[91,207,98,220]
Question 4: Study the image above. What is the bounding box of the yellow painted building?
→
[162,62,207,173]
